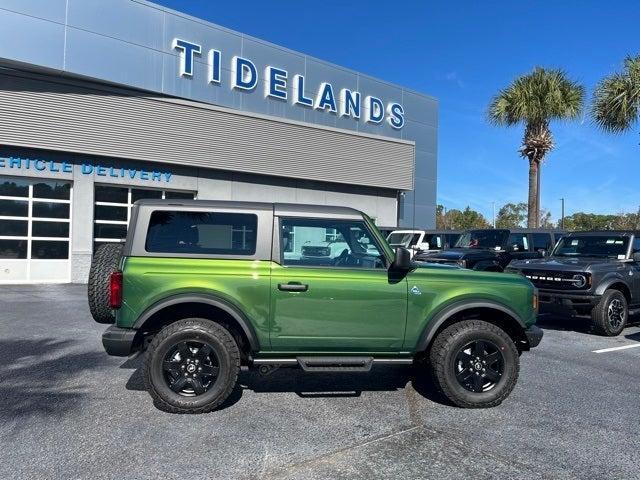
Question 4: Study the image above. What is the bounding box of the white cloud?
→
[443,71,465,88]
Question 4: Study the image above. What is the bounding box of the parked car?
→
[298,225,381,264]
[88,200,542,412]
[507,231,640,336]
[300,240,349,265]
[415,228,564,272]
[387,229,462,257]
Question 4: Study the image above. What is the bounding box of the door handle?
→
[278,282,309,292]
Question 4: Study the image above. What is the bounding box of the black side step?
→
[297,356,373,372]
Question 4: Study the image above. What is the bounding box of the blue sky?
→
[154,0,640,222]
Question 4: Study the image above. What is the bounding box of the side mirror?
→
[391,247,413,271]
[633,251,640,262]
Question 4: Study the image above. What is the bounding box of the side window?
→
[446,234,460,247]
[633,237,640,253]
[145,210,257,255]
[531,233,552,252]
[423,234,441,249]
[281,218,385,269]
[507,233,528,251]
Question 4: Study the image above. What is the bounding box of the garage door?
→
[0,177,72,283]
[93,185,195,252]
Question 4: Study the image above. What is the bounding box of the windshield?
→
[455,230,509,249]
[387,232,420,247]
[552,235,629,258]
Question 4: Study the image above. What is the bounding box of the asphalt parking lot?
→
[1,284,639,480]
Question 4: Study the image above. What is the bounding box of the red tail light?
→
[109,271,123,309]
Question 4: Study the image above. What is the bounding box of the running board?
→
[251,357,413,372]
[298,356,373,372]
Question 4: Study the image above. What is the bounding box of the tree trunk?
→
[535,161,541,228]
[521,122,553,229]
[527,160,538,228]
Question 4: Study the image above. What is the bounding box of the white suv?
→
[387,230,432,257]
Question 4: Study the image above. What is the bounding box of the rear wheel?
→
[430,320,519,408]
[144,318,240,414]
[591,289,627,336]
[87,243,123,324]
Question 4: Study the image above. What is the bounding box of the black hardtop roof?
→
[462,228,565,234]
[132,199,363,218]
[564,230,639,236]
[389,229,463,234]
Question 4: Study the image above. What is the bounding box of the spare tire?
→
[88,243,123,324]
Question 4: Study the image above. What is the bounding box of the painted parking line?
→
[593,344,640,354]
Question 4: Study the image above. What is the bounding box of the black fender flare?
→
[595,274,630,298]
[133,293,260,351]
[416,300,526,351]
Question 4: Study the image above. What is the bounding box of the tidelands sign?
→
[172,39,406,129]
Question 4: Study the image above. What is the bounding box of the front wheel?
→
[144,318,240,413]
[591,289,628,336]
[429,320,519,408]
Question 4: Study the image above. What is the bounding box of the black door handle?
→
[278,282,309,292]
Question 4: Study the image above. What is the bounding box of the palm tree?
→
[592,55,640,133]
[488,68,584,227]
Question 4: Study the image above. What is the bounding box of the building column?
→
[71,166,94,283]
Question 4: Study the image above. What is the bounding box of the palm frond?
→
[591,55,640,133]
[487,67,584,126]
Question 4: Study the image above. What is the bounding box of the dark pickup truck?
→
[507,231,640,336]
[415,228,564,272]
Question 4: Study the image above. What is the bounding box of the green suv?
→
[88,200,542,412]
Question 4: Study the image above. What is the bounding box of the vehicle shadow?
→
[536,312,640,335]
[122,357,449,412]
[535,313,593,334]
[0,338,111,428]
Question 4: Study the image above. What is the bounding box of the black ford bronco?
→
[507,231,640,336]
[415,228,563,272]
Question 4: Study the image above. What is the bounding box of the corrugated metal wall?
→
[0,70,415,190]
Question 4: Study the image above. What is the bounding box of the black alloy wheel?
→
[453,339,504,393]
[144,318,240,414]
[607,298,626,331]
[591,289,628,336]
[429,319,519,408]
[163,340,220,396]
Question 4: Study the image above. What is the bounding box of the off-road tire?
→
[87,243,123,324]
[590,289,628,337]
[430,320,519,408]
[144,318,240,414]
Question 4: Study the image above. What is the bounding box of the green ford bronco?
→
[88,200,542,412]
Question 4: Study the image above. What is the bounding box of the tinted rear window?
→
[531,233,552,251]
[507,233,529,251]
[445,234,460,246]
[145,211,257,255]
